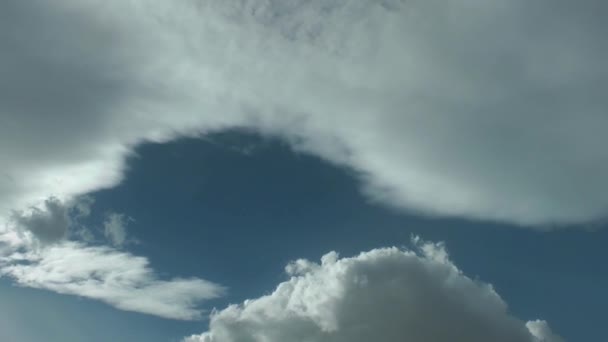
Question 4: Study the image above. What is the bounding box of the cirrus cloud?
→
[1,241,225,320]
[0,198,225,320]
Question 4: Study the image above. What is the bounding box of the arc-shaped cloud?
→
[1,0,607,228]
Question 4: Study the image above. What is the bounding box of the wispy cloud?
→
[103,213,131,247]
[1,241,224,320]
[0,198,225,320]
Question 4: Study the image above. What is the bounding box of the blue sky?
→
[4,133,606,341]
[1,1,607,342]
[109,133,607,342]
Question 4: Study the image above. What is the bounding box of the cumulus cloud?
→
[1,0,607,228]
[184,240,563,342]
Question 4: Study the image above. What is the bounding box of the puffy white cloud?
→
[185,240,563,342]
[1,0,607,229]
[0,241,225,320]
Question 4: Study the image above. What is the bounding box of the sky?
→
[1,1,607,341]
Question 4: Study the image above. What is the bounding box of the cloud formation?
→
[103,213,130,247]
[1,0,607,228]
[0,199,225,320]
[184,240,563,342]
[11,197,72,244]
[1,242,224,320]
[0,0,608,230]
[0,0,606,329]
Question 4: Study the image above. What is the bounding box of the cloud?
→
[7,196,98,247]
[1,0,607,229]
[0,198,225,320]
[184,240,563,342]
[103,213,130,247]
[0,241,225,320]
[527,320,566,342]
[0,0,605,328]
[10,197,71,244]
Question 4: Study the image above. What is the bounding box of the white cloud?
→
[103,213,130,247]
[184,240,563,342]
[0,0,608,225]
[0,198,225,320]
[0,0,605,330]
[527,320,566,342]
[1,0,606,228]
[0,241,225,320]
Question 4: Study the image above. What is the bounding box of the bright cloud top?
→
[185,240,563,342]
[1,0,607,228]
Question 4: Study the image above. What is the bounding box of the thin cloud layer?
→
[184,240,563,342]
[1,0,607,228]
[1,242,225,320]
[103,213,130,247]
[0,199,225,320]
